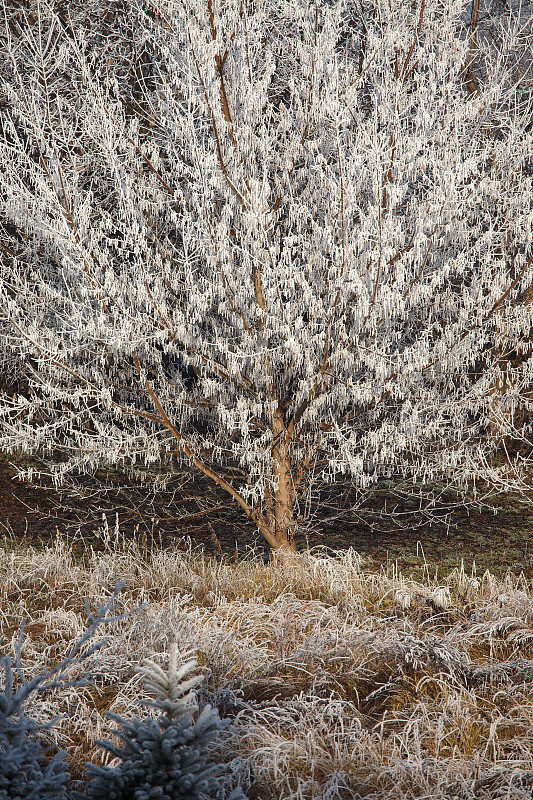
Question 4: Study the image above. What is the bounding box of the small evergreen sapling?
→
[0,648,69,800]
[0,590,243,800]
[80,641,244,800]
[0,587,131,800]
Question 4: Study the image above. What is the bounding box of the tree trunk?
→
[259,407,298,553]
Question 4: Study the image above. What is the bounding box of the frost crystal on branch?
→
[0,0,532,550]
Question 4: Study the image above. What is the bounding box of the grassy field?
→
[3,532,533,799]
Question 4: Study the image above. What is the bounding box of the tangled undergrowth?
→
[2,532,533,799]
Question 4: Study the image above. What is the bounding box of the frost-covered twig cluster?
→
[0,0,532,551]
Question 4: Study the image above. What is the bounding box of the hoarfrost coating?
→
[0,0,532,550]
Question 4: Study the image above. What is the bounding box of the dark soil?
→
[1,455,533,579]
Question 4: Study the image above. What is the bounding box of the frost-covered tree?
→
[0,0,533,553]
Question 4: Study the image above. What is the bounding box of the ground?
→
[1,455,533,577]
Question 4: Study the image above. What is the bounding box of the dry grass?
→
[2,532,533,798]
